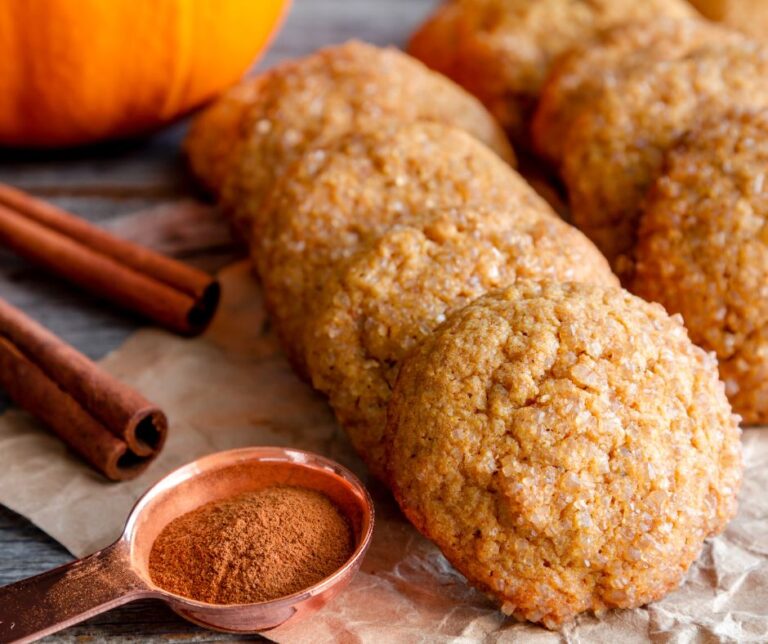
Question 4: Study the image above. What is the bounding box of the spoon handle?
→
[0,539,148,643]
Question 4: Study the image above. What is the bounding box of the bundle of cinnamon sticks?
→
[0,183,221,480]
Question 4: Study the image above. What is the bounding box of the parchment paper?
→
[0,261,767,642]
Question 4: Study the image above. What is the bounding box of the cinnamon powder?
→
[148,485,354,604]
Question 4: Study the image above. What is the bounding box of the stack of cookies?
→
[411,0,768,426]
[186,32,742,628]
[408,0,697,145]
[536,32,768,425]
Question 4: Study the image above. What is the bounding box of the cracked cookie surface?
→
[255,122,537,374]
[634,109,768,424]
[387,281,741,628]
[186,40,514,226]
[561,36,768,275]
[532,18,727,168]
[305,208,616,480]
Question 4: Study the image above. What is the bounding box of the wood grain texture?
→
[0,0,437,640]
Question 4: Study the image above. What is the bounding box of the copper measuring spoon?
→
[0,446,374,642]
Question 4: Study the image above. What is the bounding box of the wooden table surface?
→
[0,1,435,640]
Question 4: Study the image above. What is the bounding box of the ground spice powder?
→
[148,485,355,604]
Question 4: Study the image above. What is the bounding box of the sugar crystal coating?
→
[187,41,513,203]
[387,281,742,628]
[561,36,768,275]
[184,78,267,195]
[305,208,616,480]
[200,40,515,239]
[255,121,539,373]
[532,18,728,168]
[408,0,695,143]
[635,109,768,424]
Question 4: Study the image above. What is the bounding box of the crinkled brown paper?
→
[0,261,767,642]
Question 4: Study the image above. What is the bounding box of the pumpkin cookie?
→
[561,37,768,276]
[305,208,616,480]
[186,40,514,207]
[387,281,742,628]
[184,78,267,196]
[532,18,726,168]
[256,121,539,374]
[408,0,695,144]
[634,110,768,424]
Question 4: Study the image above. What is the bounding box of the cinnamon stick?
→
[0,183,220,335]
[0,298,167,481]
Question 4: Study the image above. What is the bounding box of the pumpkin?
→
[0,0,290,147]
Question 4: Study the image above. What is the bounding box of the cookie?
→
[532,18,726,168]
[184,77,266,196]
[634,109,768,424]
[561,37,768,276]
[408,0,695,144]
[690,0,768,41]
[255,121,540,374]
[186,40,514,208]
[387,281,742,628]
[305,208,617,480]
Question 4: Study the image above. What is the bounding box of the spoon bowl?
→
[0,447,374,642]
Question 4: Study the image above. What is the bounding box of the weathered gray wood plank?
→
[0,0,437,641]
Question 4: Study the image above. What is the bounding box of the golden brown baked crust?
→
[186,40,514,208]
[387,281,742,628]
[408,0,695,144]
[634,109,768,424]
[305,208,616,480]
[561,36,768,276]
[184,77,267,196]
[532,18,725,168]
[255,121,539,374]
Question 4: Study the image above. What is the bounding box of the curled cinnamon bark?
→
[0,182,220,335]
[0,298,167,481]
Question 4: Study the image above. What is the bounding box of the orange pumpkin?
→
[0,0,290,147]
